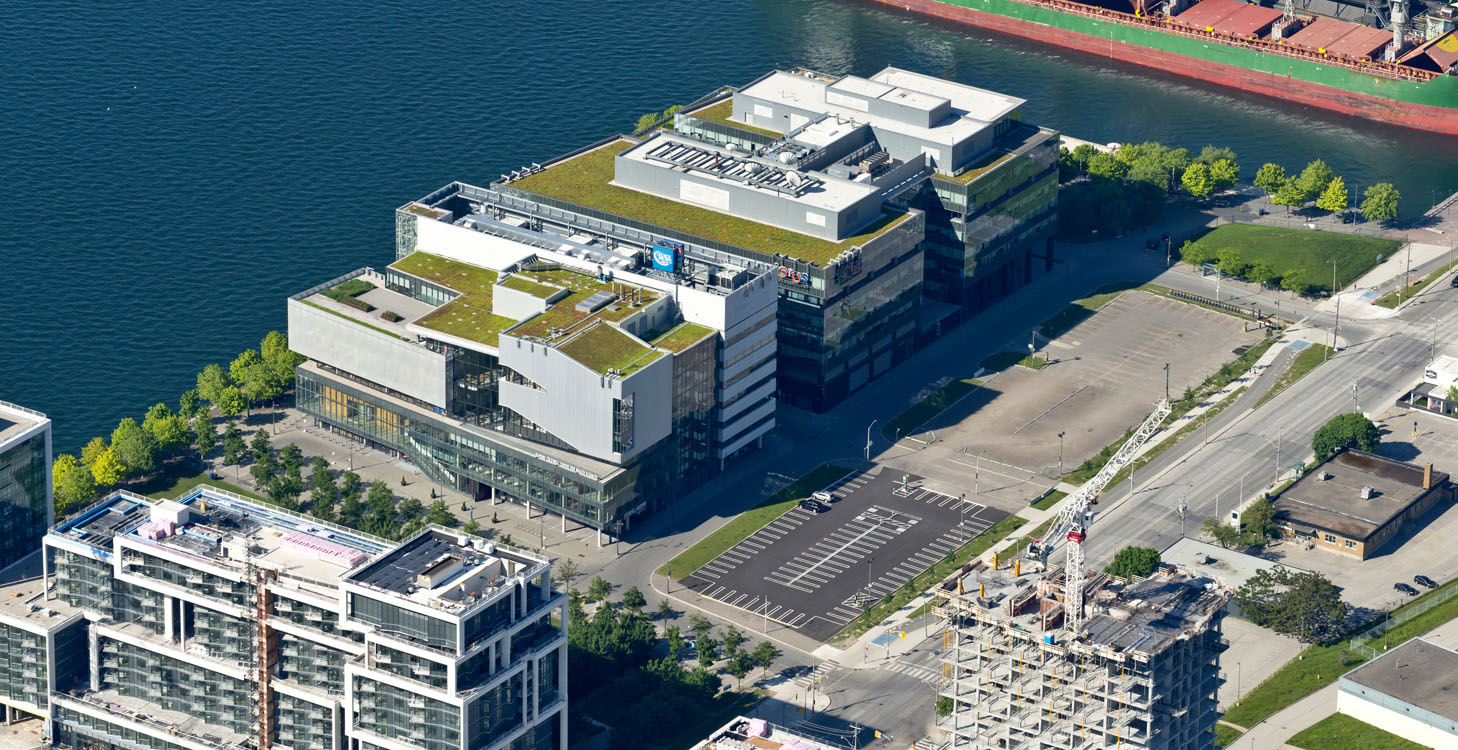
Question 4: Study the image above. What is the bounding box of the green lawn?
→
[1254,343,1334,409]
[1213,724,1242,748]
[1288,713,1429,750]
[1223,575,1458,734]
[1020,355,1048,370]
[658,464,853,580]
[686,100,783,138]
[832,513,1029,643]
[1032,490,1067,511]
[130,465,267,503]
[882,378,983,440]
[1373,258,1458,309]
[1191,225,1399,294]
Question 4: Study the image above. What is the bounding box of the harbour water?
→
[6,0,1457,452]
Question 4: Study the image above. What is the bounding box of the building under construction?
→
[934,562,1231,750]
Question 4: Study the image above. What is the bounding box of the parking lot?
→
[679,468,1009,641]
[912,291,1262,477]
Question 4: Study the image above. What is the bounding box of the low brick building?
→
[1273,449,1452,560]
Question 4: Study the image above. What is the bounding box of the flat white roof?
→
[618,132,878,213]
[793,117,862,149]
[0,401,48,449]
[870,67,1025,123]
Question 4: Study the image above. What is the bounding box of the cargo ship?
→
[866,0,1458,134]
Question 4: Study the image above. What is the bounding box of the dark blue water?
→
[7,0,1457,453]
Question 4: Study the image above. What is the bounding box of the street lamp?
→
[1353,382,1360,415]
[1057,432,1066,477]
[865,419,877,461]
[1163,362,1170,402]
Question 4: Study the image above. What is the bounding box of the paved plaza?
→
[677,468,1008,641]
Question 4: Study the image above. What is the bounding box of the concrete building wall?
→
[287,298,449,408]
[497,334,672,464]
[1338,682,1458,748]
[491,283,551,322]
[414,215,535,273]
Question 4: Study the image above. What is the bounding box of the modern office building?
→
[936,564,1230,749]
[490,66,1058,411]
[291,211,778,538]
[0,400,53,573]
[21,485,566,750]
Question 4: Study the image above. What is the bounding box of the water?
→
[6,0,1457,453]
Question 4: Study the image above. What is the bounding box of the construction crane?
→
[1026,398,1171,634]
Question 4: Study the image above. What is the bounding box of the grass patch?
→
[321,278,373,301]
[1039,282,1140,339]
[659,464,854,580]
[882,378,983,440]
[1191,225,1399,294]
[131,465,267,503]
[502,139,912,267]
[1288,712,1428,750]
[832,513,1029,643]
[301,300,411,341]
[1214,724,1242,748]
[941,150,1016,184]
[649,322,715,353]
[1254,343,1334,409]
[1020,355,1048,370]
[556,324,663,376]
[685,100,783,138]
[1223,575,1458,732]
[499,274,562,299]
[1032,490,1067,511]
[1373,258,1458,309]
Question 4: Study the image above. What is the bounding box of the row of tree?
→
[1178,241,1321,295]
[1252,159,1401,222]
[1058,143,1240,237]
[51,331,305,516]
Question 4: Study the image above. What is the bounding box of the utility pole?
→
[1401,243,1412,305]
[1058,431,1066,477]
[865,419,877,460]
[974,454,981,497]
[1164,233,1172,267]
[1353,382,1359,414]
[1164,363,1170,401]
[1329,258,1339,361]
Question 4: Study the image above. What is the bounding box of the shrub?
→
[337,295,374,312]
[381,311,404,322]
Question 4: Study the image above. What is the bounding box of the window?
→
[1345,540,1357,549]
[1323,534,1337,544]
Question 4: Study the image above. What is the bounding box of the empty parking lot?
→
[678,468,1008,641]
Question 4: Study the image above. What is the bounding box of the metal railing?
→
[1350,583,1458,658]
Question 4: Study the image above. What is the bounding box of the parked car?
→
[1415,575,1438,589]
[1450,274,1458,288]
[1395,582,1420,596]
[812,490,838,504]
[797,500,823,514]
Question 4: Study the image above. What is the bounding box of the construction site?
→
[932,399,1233,750]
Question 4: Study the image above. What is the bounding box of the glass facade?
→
[276,691,335,750]
[353,675,461,750]
[0,620,47,708]
[0,426,48,572]
[348,592,458,653]
[465,674,523,748]
[372,642,449,690]
[53,548,114,615]
[54,706,196,750]
[278,633,348,690]
[99,637,254,734]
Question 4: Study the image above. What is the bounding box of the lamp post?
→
[865,419,877,461]
[1058,432,1066,477]
[1163,363,1170,402]
[1353,382,1360,415]
[1328,258,1339,361]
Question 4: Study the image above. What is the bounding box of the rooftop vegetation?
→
[508,267,657,341]
[498,274,562,299]
[389,252,517,347]
[555,323,663,376]
[504,139,912,267]
[648,322,715,353]
[685,100,783,138]
[400,202,445,218]
[942,150,1016,184]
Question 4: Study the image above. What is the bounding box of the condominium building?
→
[291,213,778,537]
[0,400,52,573]
[936,564,1230,749]
[15,485,565,750]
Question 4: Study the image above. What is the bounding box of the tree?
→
[340,471,362,501]
[1104,545,1161,579]
[250,454,279,489]
[696,636,720,668]
[1360,183,1401,223]
[1181,161,1214,199]
[1056,147,1082,183]
[1253,162,1287,196]
[751,640,780,678]
[726,648,754,688]
[311,483,337,522]
[587,576,612,602]
[1312,412,1380,458]
[556,559,580,592]
[196,417,217,459]
[178,389,203,421]
[397,497,424,522]
[1085,152,1128,181]
[229,348,264,382]
[81,437,108,469]
[239,364,284,410]
[222,421,247,465]
[688,613,713,640]
[309,457,333,494]
[339,494,364,529]
[53,454,99,517]
[250,429,273,463]
[1298,159,1336,201]
[89,447,126,488]
[720,624,746,655]
[1234,567,1346,643]
[1241,497,1281,540]
[1316,176,1349,213]
[621,586,647,613]
[1203,517,1243,549]
[1197,145,1237,167]
[196,364,232,407]
[143,403,190,455]
[657,599,676,621]
[110,418,156,478]
[1179,241,1216,266]
[260,330,305,386]
[364,481,396,536]
[462,520,480,535]
[1272,180,1307,213]
[216,386,246,418]
[279,443,302,473]
[665,625,685,656]
[1281,268,1309,296]
[1209,159,1240,192]
[937,696,956,718]
[1070,143,1097,171]
[634,112,661,133]
[1215,247,1248,278]
[1247,262,1279,288]
[425,499,455,527]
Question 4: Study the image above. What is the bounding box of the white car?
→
[812,491,837,504]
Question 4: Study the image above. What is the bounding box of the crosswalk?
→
[880,659,940,686]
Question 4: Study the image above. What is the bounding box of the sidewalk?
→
[1316,241,1455,321]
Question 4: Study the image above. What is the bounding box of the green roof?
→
[648,322,716,353]
[508,267,658,342]
[499,274,562,299]
[555,323,664,376]
[941,151,1016,184]
[504,138,912,267]
[685,100,784,138]
[389,252,517,347]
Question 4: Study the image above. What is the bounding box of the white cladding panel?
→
[288,298,448,408]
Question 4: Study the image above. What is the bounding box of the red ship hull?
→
[868,0,1458,136]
